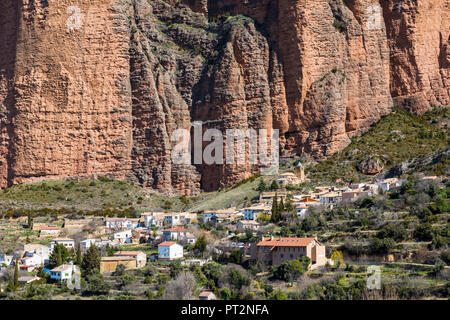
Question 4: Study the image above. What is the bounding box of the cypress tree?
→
[75,242,82,266]
[81,244,100,278]
[271,194,279,223]
[27,213,33,230]
[13,258,19,289]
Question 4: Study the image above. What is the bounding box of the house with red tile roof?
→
[162,227,188,241]
[113,251,147,268]
[251,236,327,268]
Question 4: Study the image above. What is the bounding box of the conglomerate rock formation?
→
[0,0,448,195]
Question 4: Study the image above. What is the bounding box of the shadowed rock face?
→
[0,0,448,194]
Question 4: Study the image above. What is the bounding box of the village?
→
[1,158,444,300]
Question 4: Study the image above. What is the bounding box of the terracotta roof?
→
[300,197,318,202]
[163,228,188,232]
[158,241,177,247]
[199,290,215,297]
[257,237,317,247]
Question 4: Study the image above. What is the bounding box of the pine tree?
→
[81,244,100,278]
[49,243,70,268]
[271,194,279,223]
[13,258,19,289]
[279,198,285,214]
[257,179,267,192]
[270,180,278,190]
[27,213,33,230]
[75,242,82,266]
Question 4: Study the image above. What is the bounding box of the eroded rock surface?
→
[0,0,448,194]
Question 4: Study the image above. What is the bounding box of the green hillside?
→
[308,107,449,183]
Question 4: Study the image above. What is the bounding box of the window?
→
[290,254,294,259]
[280,254,284,258]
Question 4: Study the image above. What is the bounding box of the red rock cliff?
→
[0,0,448,193]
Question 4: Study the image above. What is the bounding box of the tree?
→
[271,194,280,223]
[257,179,268,192]
[279,198,285,213]
[84,274,111,295]
[194,235,207,254]
[49,243,70,268]
[163,271,196,300]
[27,213,33,230]
[270,180,279,190]
[81,244,100,278]
[13,258,19,289]
[229,250,242,264]
[169,261,183,278]
[330,250,345,268]
[75,242,82,266]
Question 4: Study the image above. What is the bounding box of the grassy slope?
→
[308,107,449,183]
[0,108,448,213]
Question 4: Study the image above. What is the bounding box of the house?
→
[297,197,320,207]
[80,239,97,253]
[185,232,197,245]
[277,172,303,187]
[259,191,289,203]
[23,244,49,265]
[243,204,271,221]
[132,228,150,243]
[202,209,237,224]
[39,226,61,237]
[112,229,132,244]
[20,265,35,272]
[319,192,342,207]
[251,236,327,269]
[162,227,188,241]
[105,218,137,230]
[113,251,147,268]
[141,212,165,228]
[199,289,217,300]
[295,205,308,218]
[342,189,369,203]
[48,238,75,254]
[21,254,44,268]
[0,251,13,267]
[236,220,260,232]
[50,264,80,281]
[158,242,183,260]
[100,256,137,273]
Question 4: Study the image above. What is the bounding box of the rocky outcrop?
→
[0,0,448,194]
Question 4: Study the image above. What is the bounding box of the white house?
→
[319,192,343,206]
[158,242,183,260]
[243,205,271,221]
[162,228,188,241]
[50,264,80,281]
[236,220,260,232]
[0,251,13,267]
[112,229,132,244]
[48,238,75,254]
[39,226,61,237]
[21,254,44,268]
[80,239,97,253]
[105,218,137,230]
